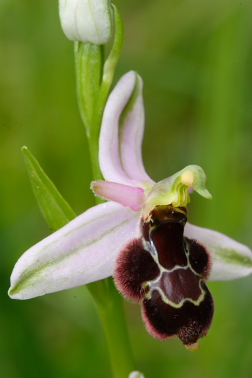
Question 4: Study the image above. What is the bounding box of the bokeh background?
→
[1,0,252,377]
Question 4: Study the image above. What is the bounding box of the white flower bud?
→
[128,372,145,378]
[59,0,112,45]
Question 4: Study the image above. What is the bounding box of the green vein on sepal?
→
[22,146,76,231]
[119,73,141,128]
[8,215,133,297]
[212,246,252,268]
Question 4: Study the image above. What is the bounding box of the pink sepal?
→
[99,71,154,187]
[185,223,252,281]
[9,202,138,299]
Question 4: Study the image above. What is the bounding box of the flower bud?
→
[128,372,145,378]
[59,0,113,45]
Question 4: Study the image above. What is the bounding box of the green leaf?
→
[102,5,124,87]
[22,146,76,231]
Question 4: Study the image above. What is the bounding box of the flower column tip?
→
[142,165,212,217]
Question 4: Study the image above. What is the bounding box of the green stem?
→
[88,278,136,378]
[75,6,135,377]
[86,197,136,377]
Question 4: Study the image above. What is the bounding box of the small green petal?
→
[143,165,211,216]
[22,146,76,231]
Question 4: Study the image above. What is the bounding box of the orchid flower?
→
[9,71,252,350]
[59,0,113,44]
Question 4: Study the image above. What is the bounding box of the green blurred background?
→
[1,0,252,377]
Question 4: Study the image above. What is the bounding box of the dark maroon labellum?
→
[114,205,214,349]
